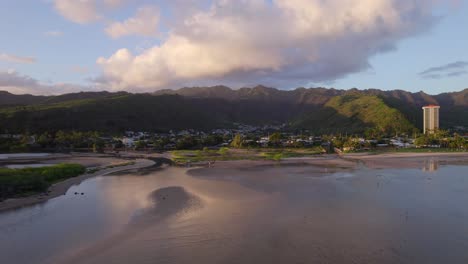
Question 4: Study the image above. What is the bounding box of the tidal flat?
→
[1,154,468,264]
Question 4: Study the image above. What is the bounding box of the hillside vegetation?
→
[327,94,415,133]
[0,86,467,133]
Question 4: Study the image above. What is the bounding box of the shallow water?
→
[1,158,468,264]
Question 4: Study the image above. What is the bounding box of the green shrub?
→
[0,163,86,201]
[218,147,229,155]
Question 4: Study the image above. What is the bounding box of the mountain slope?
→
[0,87,466,133]
[292,93,416,134]
[325,94,415,133]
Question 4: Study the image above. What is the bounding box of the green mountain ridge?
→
[0,87,467,134]
[325,94,415,133]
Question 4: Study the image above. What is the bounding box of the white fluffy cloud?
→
[0,53,36,64]
[53,0,128,24]
[96,0,439,91]
[0,70,94,95]
[105,6,160,38]
[53,0,101,24]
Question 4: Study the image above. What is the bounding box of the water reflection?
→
[422,158,438,172]
[1,161,468,264]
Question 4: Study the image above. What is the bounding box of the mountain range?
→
[0,86,467,134]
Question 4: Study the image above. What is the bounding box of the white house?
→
[122,137,136,147]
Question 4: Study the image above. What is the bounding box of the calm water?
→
[1,158,468,264]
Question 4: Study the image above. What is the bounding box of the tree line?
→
[0,131,105,153]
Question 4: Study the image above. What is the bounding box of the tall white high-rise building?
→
[422,105,440,134]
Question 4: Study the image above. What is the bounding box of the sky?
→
[0,0,467,95]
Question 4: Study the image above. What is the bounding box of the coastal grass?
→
[261,148,324,160]
[0,163,86,201]
[171,147,325,164]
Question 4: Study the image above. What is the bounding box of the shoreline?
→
[0,158,155,213]
[184,155,357,169]
[341,151,468,169]
[342,151,468,158]
[177,151,468,169]
[1,151,468,213]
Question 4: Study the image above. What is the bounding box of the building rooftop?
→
[422,105,440,108]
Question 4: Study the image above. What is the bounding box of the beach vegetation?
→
[414,130,467,150]
[218,147,229,155]
[269,132,283,146]
[230,134,244,148]
[0,164,86,201]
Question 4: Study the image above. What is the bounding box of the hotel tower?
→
[422,105,440,134]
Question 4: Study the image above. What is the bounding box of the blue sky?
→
[333,2,468,94]
[0,0,467,95]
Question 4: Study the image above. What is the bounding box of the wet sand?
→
[182,152,468,172]
[54,186,205,264]
[199,155,357,170]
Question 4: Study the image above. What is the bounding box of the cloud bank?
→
[0,70,94,95]
[95,0,438,92]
